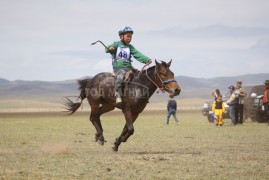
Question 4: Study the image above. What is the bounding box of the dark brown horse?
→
[64,60,181,151]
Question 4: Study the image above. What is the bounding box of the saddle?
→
[97,70,135,89]
[123,70,135,83]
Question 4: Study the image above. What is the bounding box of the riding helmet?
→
[118,27,134,36]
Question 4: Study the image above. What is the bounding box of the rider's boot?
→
[115,91,122,105]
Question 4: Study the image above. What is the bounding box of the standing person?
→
[262,80,269,125]
[226,85,239,125]
[210,88,221,122]
[106,27,152,104]
[212,95,226,126]
[235,81,247,124]
[166,95,179,125]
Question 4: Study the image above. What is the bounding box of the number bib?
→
[115,46,131,61]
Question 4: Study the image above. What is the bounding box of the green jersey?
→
[106,41,149,72]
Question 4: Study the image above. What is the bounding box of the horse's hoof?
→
[112,146,118,152]
[97,140,104,146]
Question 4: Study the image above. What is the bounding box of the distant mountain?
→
[0,73,268,103]
[0,78,10,84]
[0,79,79,102]
[174,73,268,98]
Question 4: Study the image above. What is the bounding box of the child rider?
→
[106,27,152,104]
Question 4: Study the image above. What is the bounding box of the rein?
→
[144,65,177,93]
[145,67,163,92]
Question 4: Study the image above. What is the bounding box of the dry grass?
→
[0,98,207,113]
[0,111,269,179]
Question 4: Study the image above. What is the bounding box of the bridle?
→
[145,65,177,93]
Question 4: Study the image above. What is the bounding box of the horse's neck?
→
[138,68,158,98]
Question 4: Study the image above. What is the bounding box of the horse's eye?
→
[163,73,167,77]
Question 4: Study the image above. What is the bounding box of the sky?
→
[0,0,269,81]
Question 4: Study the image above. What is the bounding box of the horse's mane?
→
[159,61,170,67]
[139,65,155,76]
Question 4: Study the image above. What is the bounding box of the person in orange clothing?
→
[262,80,269,125]
[212,95,226,126]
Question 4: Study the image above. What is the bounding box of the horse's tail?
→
[78,78,91,100]
[64,78,92,115]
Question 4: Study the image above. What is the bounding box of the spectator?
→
[235,81,247,124]
[226,85,239,125]
[212,95,226,126]
[166,95,179,125]
[212,89,221,100]
[262,80,269,125]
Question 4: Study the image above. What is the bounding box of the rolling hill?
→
[0,74,268,109]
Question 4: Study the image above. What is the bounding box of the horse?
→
[64,60,181,152]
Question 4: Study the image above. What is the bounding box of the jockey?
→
[106,26,152,104]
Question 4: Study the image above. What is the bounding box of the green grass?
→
[0,111,269,179]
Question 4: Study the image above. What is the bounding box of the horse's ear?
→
[155,59,160,66]
[167,59,172,68]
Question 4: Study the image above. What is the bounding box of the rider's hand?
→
[147,59,152,64]
[108,47,115,53]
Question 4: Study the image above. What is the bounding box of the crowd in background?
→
[212,80,269,126]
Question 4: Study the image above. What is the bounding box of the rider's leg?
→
[115,69,126,104]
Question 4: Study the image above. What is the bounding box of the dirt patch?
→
[41,144,70,154]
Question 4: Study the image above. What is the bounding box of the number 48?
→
[118,51,128,59]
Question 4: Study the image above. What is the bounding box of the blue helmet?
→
[118,27,133,36]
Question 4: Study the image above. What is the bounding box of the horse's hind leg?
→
[90,103,115,145]
[89,105,103,144]
[113,112,139,152]
[113,125,128,151]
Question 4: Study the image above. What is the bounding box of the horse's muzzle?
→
[173,88,181,96]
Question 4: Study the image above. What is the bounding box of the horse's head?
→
[154,60,181,96]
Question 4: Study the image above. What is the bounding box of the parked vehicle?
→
[243,85,268,122]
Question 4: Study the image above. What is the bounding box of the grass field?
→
[0,111,269,179]
[0,97,207,112]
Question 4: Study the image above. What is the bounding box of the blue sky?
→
[0,0,269,81]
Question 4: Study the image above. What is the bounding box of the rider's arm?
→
[105,42,118,53]
[129,45,150,64]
